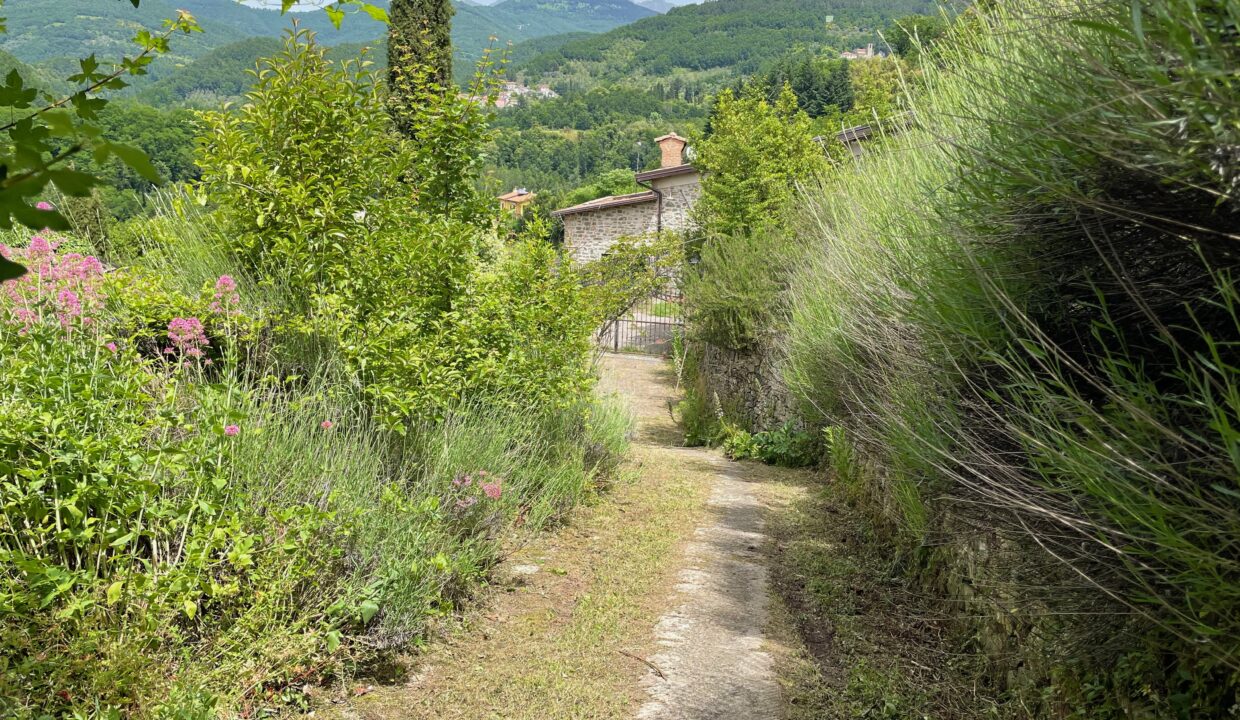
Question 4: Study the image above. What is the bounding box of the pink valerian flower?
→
[1,234,106,333]
[27,236,54,255]
[452,473,473,488]
[165,316,210,361]
[35,201,53,211]
[105,342,118,354]
[321,420,334,430]
[481,481,503,500]
[224,425,240,437]
[209,274,241,315]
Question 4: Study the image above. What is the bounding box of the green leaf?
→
[106,581,124,605]
[360,3,389,22]
[358,599,379,623]
[325,6,345,29]
[325,629,342,653]
[183,600,197,619]
[0,256,25,281]
[109,532,135,548]
[48,169,99,197]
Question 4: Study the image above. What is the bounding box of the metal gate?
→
[597,286,684,356]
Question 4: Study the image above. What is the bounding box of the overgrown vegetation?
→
[0,22,636,718]
[681,0,1240,713]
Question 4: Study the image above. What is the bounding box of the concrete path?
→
[603,354,781,720]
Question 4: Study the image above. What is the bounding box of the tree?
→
[0,0,383,281]
[885,14,950,61]
[695,84,827,237]
[388,0,454,131]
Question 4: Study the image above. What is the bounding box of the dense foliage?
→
[515,0,938,86]
[0,21,633,718]
[693,85,827,239]
[388,0,454,106]
[681,0,1240,713]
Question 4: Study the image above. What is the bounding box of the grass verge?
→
[760,468,1004,720]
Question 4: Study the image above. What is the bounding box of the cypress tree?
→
[387,0,455,103]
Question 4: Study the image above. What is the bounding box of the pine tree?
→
[387,0,454,116]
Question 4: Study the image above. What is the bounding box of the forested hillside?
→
[0,0,652,88]
[514,0,941,87]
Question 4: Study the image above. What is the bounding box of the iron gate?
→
[597,286,684,356]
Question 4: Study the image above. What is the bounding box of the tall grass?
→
[783,0,1239,712]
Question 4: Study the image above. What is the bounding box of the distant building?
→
[485,81,561,109]
[498,188,537,217]
[835,124,874,158]
[553,133,701,264]
[840,43,885,60]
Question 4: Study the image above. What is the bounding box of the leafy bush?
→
[0,23,628,719]
[695,84,826,238]
[683,227,802,350]
[720,422,818,468]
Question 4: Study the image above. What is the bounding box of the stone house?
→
[553,133,701,264]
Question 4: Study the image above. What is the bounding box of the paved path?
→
[603,354,781,720]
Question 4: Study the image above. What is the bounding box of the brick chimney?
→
[655,132,688,168]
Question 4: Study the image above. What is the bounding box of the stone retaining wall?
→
[699,339,800,432]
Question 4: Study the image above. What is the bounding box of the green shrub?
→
[683,226,801,350]
[721,422,818,468]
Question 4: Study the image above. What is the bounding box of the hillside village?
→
[0,1,1236,718]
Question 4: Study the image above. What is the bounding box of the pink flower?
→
[105,342,118,354]
[482,481,503,500]
[224,425,240,437]
[57,289,81,316]
[321,420,334,430]
[35,201,53,211]
[455,496,478,511]
[210,275,241,315]
[167,316,209,361]
[27,236,52,254]
[452,473,472,488]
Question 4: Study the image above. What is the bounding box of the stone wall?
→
[562,199,659,264]
[699,338,800,432]
[561,174,702,265]
[653,175,702,234]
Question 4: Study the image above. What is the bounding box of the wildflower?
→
[35,201,53,211]
[321,420,334,430]
[452,473,472,488]
[224,425,240,437]
[105,342,118,354]
[167,316,210,360]
[455,496,478,511]
[482,481,503,500]
[27,236,52,254]
[57,289,81,316]
[210,275,241,315]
